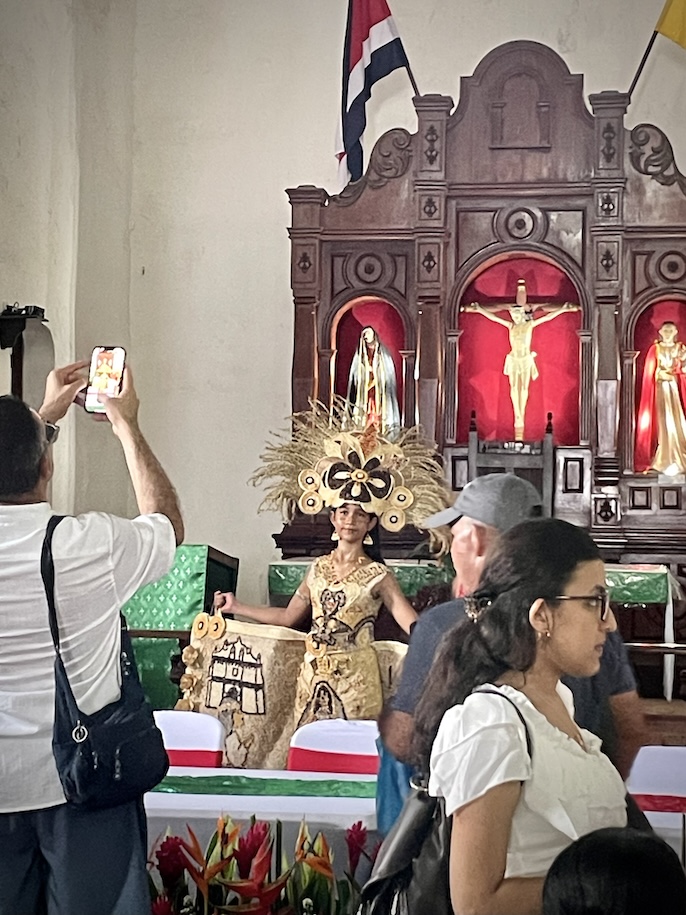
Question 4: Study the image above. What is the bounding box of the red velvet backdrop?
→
[335,300,405,408]
[457,258,581,444]
[633,300,686,469]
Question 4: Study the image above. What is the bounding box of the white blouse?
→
[429,682,627,878]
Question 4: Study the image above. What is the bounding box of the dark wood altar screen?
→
[285,39,686,592]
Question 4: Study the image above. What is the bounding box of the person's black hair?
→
[363,516,385,564]
[542,827,686,915]
[0,395,45,499]
[411,518,600,770]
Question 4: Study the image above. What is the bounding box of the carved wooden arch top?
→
[446,245,592,331]
[623,288,686,352]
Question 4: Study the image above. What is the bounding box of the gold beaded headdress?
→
[251,399,452,552]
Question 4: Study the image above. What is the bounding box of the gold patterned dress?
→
[293,553,388,729]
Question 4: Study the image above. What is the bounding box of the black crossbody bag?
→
[41,514,169,809]
[357,689,532,915]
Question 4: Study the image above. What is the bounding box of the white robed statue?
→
[346,326,400,433]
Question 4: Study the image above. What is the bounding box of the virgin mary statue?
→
[346,326,400,434]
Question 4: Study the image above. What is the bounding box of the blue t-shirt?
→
[391,598,636,748]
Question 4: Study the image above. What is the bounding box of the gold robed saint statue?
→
[462,279,580,440]
[636,321,686,475]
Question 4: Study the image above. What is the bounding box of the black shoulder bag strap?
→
[41,515,68,657]
[473,688,533,758]
[40,514,92,738]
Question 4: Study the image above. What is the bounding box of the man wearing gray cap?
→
[377,473,644,832]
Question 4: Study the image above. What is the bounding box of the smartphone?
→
[84,346,126,413]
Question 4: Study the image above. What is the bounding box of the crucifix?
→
[462,278,580,440]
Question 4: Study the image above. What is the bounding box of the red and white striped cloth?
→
[287,718,380,775]
[154,710,226,768]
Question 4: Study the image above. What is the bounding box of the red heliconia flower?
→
[156,835,187,889]
[345,820,368,876]
[151,895,176,915]
[233,820,271,879]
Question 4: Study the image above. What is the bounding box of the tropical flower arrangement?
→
[148,815,377,915]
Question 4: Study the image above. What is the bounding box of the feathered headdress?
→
[251,398,452,553]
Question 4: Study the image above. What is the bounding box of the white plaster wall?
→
[3,0,686,602]
[0,0,77,509]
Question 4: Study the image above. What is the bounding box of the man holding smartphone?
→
[0,360,184,915]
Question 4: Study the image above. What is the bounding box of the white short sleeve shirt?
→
[429,683,628,878]
[0,502,176,812]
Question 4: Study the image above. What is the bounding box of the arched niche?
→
[332,296,406,425]
[455,255,582,444]
[632,298,686,474]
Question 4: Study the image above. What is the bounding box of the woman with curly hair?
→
[412,518,627,915]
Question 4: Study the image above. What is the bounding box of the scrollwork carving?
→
[331,129,413,206]
[367,128,413,188]
[630,123,686,198]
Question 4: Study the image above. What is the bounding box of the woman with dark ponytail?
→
[413,518,628,915]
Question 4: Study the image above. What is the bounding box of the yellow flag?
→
[656,0,686,50]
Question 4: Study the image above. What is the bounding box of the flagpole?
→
[405,64,420,97]
[627,31,658,100]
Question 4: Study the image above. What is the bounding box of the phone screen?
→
[84,346,126,413]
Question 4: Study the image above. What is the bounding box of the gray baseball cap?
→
[423,472,542,532]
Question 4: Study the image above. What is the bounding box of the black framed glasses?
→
[552,587,611,622]
[44,422,60,446]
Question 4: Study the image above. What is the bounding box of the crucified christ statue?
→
[462,278,580,440]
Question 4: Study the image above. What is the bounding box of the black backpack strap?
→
[472,687,533,758]
[40,515,68,654]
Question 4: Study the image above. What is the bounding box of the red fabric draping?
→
[286,746,380,775]
[633,302,686,471]
[631,792,686,814]
[457,258,581,444]
[335,300,405,406]
[166,749,223,767]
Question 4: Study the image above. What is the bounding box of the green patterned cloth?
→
[123,545,211,629]
[153,775,376,798]
[124,545,238,709]
[605,564,682,605]
[268,559,453,599]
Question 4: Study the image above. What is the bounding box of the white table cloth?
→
[145,765,378,870]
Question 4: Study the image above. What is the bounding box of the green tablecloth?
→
[153,775,376,798]
[269,558,453,598]
[605,564,682,605]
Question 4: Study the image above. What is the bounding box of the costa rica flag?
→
[336,0,414,185]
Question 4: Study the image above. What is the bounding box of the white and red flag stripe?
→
[336,0,414,186]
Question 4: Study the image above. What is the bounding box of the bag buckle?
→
[72,721,89,743]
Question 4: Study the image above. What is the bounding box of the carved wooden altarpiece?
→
[282,39,686,583]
